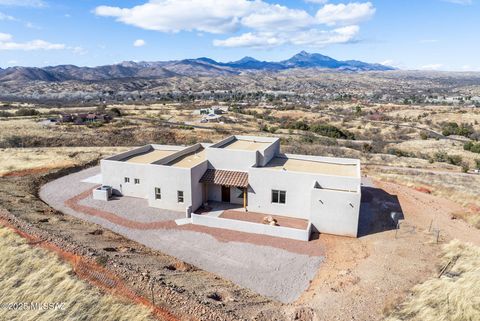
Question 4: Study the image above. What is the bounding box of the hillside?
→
[0,51,393,83]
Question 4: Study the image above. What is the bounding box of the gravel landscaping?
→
[40,166,324,303]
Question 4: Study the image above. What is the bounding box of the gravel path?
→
[40,167,324,303]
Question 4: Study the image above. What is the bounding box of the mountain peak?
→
[233,56,259,64]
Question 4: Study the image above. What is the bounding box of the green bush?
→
[309,123,355,140]
[387,148,413,158]
[441,122,474,138]
[15,108,39,117]
[0,111,13,117]
[464,141,480,153]
[4,135,23,147]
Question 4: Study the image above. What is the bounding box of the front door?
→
[221,186,230,202]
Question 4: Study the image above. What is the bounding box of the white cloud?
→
[133,39,146,47]
[239,4,315,32]
[0,32,12,41]
[316,2,376,26]
[305,0,329,3]
[95,0,252,34]
[0,33,65,51]
[420,64,444,71]
[214,25,359,48]
[0,0,46,7]
[443,0,472,4]
[70,46,87,55]
[95,0,375,48]
[0,12,14,20]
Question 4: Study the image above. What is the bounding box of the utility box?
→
[93,185,112,201]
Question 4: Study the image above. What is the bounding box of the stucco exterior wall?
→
[191,214,311,241]
[99,136,361,238]
[145,166,194,212]
[208,184,222,202]
[230,187,244,205]
[190,161,208,211]
[248,168,360,215]
[101,160,150,199]
[257,138,280,166]
[310,189,361,237]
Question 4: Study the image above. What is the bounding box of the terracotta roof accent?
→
[200,169,248,188]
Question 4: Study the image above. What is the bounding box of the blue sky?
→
[0,0,478,71]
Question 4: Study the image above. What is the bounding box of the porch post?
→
[243,187,247,209]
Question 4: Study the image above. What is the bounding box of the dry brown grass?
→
[0,147,130,176]
[0,226,156,321]
[389,139,479,168]
[385,240,480,321]
[371,168,480,228]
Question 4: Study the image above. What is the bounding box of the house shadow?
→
[357,186,404,238]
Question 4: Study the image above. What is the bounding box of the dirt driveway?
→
[297,177,480,321]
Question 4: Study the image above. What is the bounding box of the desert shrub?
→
[3,135,24,148]
[447,155,463,166]
[433,152,462,166]
[441,122,474,138]
[387,148,414,158]
[108,107,122,117]
[291,120,310,131]
[475,159,480,169]
[0,111,13,117]
[87,122,103,128]
[178,125,194,130]
[464,141,480,153]
[15,108,39,117]
[309,123,355,140]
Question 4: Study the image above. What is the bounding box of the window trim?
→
[177,190,184,203]
[154,187,161,200]
[271,189,286,204]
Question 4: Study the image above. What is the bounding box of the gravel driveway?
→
[40,166,324,303]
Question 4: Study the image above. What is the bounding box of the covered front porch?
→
[199,169,249,210]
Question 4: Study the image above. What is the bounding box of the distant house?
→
[59,112,112,125]
[196,106,228,116]
[200,114,225,123]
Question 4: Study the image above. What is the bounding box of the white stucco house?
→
[97,135,362,240]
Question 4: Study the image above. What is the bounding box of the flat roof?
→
[219,139,271,151]
[124,149,177,164]
[265,157,358,177]
[167,149,206,168]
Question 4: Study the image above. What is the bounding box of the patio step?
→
[175,218,192,226]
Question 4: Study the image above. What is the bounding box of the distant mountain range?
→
[0,51,394,83]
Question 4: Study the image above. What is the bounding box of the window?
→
[124,177,130,183]
[271,190,286,204]
[134,178,140,184]
[177,191,184,203]
[154,187,161,200]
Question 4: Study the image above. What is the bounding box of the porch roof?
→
[200,169,248,188]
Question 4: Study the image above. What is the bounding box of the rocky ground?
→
[1,162,479,321]
[0,164,310,321]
